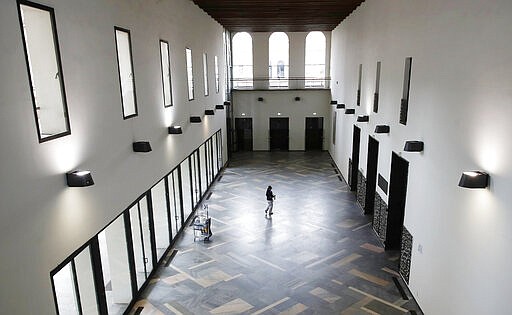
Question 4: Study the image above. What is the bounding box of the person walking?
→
[265,185,275,217]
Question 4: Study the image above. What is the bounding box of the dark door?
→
[269,118,289,151]
[305,117,323,151]
[385,152,409,250]
[235,118,253,151]
[364,136,379,215]
[350,125,361,191]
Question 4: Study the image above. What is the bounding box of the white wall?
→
[0,0,226,313]
[233,90,331,150]
[329,0,512,314]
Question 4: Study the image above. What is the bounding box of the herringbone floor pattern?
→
[129,151,422,315]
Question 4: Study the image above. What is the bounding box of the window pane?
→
[214,56,219,93]
[269,32,289,88]
[232,32,253,88]
[305,31,326,87]
[180,158,192,219]
[115,28,137,118]
[172,170,183,233]
[213,134,218,176]
[98,216,131,314]
[53,262,79,315]
[75,248,100,315]
[199,143,207,192]
[185,48,194,100]
[203,53,209,96]
[151,180,170,260]
[19,3,70,142]
[160,40,172,107]
[167,171,182,239]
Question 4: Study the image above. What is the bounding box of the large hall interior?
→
[0,0,510,314]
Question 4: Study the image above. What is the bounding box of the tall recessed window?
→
[159,40,173,107]
[305,31,326,88]
[18,1,71,142]
[269,32,289,88]
[203,53,209,96]
[214,55,219,93]
[232,32,253,88]
[185,48,194,100]
[114,27,138,119]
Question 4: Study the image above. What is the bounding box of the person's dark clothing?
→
[266,188,274,201]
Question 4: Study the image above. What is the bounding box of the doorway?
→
[385,152,409,250]
[364,136,379,215]
[269,117,289,151]
[235,118,253,151]
[305,117,323,151]
[350,125,361,191]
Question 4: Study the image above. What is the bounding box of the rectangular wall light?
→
[66,170,94,187]
[168,126,182,134]
[205,109,215,115]
[133,141,152,152]
[336,104,345,109]
[215,104,224,109]
[374,125,390,133]
[345,108,355,114]
[190,116,202,123]
[330,100,337,105]
[404,141,424,152]
[458,171,489,189]
[357,115,369,122]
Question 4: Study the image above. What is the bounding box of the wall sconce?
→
[257,97,264,102]
[190,116,202,123]
[241,113,246,116]
[357,115,369,122]
[215,104,224,110]
[294,96,301,101]
[168,126,183,134]
[345,108,355,114]
[336,104,345,109]
[133,141,152,153]
[223,101,231,105]
[374,125,390,133]
[66,170,94,187]
[330,100,337,105]
[404,141,424,152]
[313,112,317,116]
[205,109,215,115]
[277,112,282,116]
[458,171,489,189]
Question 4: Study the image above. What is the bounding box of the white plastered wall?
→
[329,0,512,314]
[0,0,226,313]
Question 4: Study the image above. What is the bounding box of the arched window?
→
[269,32,289,88]
[232,32,253,88]
[305,31,326,87]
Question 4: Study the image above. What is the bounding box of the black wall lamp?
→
[205,109,215,115]
[190,116,202,123]
[330,100,337,105]
[404,141,424,152]
[336,103,345,109]
[66,170,94,187]
[224,101,231,105]
[294,96,301,101]
[345,108,355,114]
[133,141,152,152]
[257,97,264,102]
[357,115,369,122]
[458,171,489,189]
[168,125,182,134]
[374,125,390,133]
[215,104,224,110]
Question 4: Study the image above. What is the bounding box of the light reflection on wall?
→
[44,139,83,174]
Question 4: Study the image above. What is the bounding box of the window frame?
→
[203,52,209,96]
[214,55,219,94]
[114,26,139,119]
[185,47,194,101]
[159,39,173,107]
[17,0,72,143]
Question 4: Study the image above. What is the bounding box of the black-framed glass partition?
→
[51,130,223,314]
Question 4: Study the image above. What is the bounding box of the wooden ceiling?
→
[191,0,365,32]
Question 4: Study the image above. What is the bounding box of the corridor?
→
[129,152,421,314]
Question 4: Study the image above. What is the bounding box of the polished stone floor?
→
[128,152,422,315]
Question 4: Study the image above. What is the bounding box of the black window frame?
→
[114,26,139,120]
[159,39,173,108]
[185,47,194,101]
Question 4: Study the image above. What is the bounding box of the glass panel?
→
[203,53,209,96]
[214,56,219,93]
[151,180,170,260]
[160,40,172,107]
[53,262,79,315]
[190,154,198,207]
[232,32,253,88]
[172,170,183,233]
[167,171,180,238]
[180,158,192,220]
[217,131,223,170]
[269,32,289,88]
[139,197,154,276]
[193,152,201,204]
[115,28,137,118]
[305,31,326,88]
[98,215,131,315]
[213,134,218,176]
[199,144,207,193]
[185,48,194,100]
[19,3,70,142]
[75,248,99,315]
